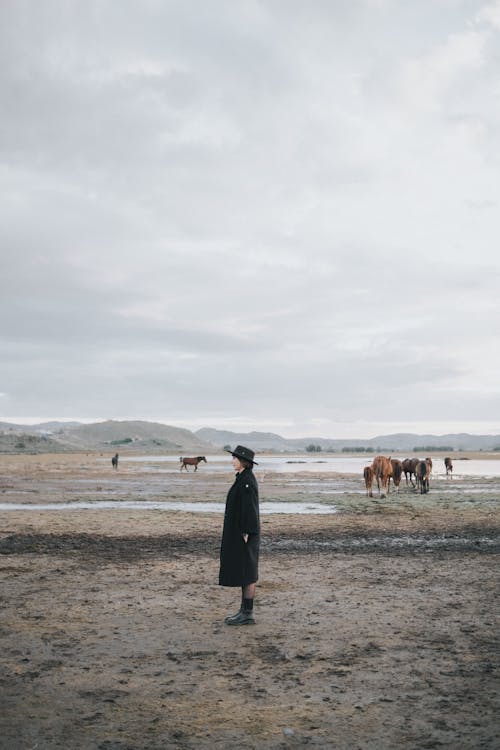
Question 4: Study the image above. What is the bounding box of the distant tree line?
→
[226,443,500,455]
[413,445,455,452]
[341,446,375,453]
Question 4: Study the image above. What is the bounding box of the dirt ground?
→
[0,453,499,749]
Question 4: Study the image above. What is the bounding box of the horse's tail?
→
[179,457,183,463]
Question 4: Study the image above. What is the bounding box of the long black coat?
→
[219,468,260,587]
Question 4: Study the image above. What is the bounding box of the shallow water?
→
[0,500,336,515]
[121,454,500,477]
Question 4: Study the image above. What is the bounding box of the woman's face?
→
[232,455,243,472]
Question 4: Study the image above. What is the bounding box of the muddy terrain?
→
[0,453,499,749]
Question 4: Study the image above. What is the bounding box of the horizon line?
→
[1,416,500,440]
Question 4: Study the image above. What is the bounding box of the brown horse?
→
[402,457,419,487]
[390,458,403,492]
[372,455,393,498]
[180,456,207,472]
[363,466,374,497]
[444,456,453,476]
[111,453,119,469]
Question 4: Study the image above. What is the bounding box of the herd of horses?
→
[112,452,456,497]
[364,455,453,497]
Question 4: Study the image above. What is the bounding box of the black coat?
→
[219,468,260,587]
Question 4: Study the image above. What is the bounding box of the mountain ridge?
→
[196,427,500,452]
[1,420,499,453]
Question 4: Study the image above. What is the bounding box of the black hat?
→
[225,445,258,465]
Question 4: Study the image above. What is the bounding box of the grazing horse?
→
[111,453,119,469]
[390,458,403,492]
[444,457,453,476]
[402,457,419,487]
[363,466,374,497]
[415,460,430,494]
[180,456,207,472]
[372,455,393,498]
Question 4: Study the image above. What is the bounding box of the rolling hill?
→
[0,420,213,454]
[196,428,500,453]
[1,420,499,454]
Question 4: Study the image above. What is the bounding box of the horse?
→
[389,458,403,492]
[372,455,393,498]
[415,460,430,494]
[402,457,419,487]
[363,465,374,497]
[180,456,207,472]
[111,453,119,469]
[444,457,453,476]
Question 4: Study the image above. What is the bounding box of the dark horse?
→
[415,460,430,494]
[180,456,207,472]
[111,453,119,469]
[402,457,418,487]
[444,456,453,476]
[363,466,374,497]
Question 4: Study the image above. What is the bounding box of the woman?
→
[219,445,260,625]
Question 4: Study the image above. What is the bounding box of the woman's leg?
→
[242,583,255,617]
[243,583,255,600]
[225,583,256,625]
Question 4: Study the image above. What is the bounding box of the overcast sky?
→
[1,1,499,439]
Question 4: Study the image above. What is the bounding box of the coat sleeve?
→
[239,480,259,535]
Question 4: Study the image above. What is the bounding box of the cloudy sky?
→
[1,1,499,439]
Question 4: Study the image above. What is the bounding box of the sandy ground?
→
[0,453,499,749]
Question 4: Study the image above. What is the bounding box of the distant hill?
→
[196,428,294,451]
[1,420,499,454]
[0,431,74,454]
[0,420,214,454]
[196,428,500,453]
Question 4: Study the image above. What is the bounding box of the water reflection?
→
[121,454,500,477]
[0,500,336,514]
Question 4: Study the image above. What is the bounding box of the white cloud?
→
[477,0,500,28]
[1,1,499,437]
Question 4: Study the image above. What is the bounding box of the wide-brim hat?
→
[225,445,258,465]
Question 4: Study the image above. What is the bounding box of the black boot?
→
[225,598,255,626]
[224,593,244,624]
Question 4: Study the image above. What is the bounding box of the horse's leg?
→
[194,464,197,471]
